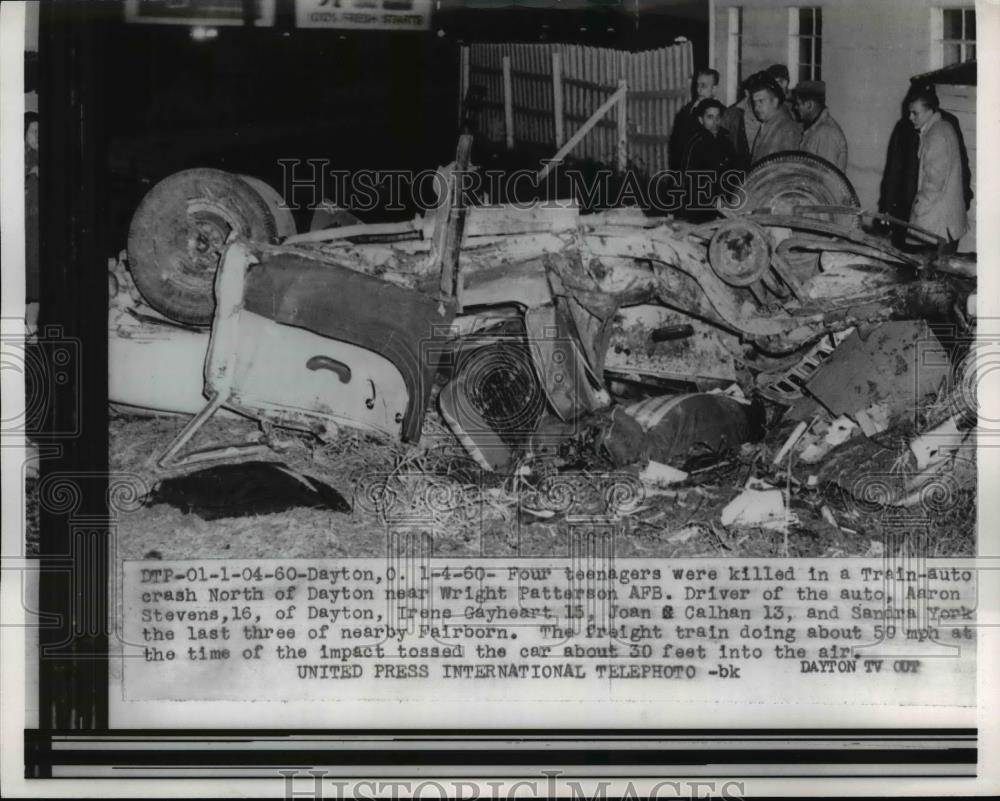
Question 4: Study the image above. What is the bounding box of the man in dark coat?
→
[682,98,736,220]
[668,68,720,170]
[879,82,972,248]
[720,83,751,171]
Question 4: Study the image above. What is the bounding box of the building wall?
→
[712,0,976,249]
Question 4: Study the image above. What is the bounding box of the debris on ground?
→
[720,479,796,533]
[797,414,859,463]
[910,414,971,471]
[804,320,950,425]
[639,461,689,488]
[771,420,809,465]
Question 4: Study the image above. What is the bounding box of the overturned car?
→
[110,145,975,505]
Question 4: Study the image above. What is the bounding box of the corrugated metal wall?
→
[461,41,694,174]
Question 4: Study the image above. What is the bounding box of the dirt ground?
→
[76,407,975,563]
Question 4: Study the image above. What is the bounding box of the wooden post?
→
[616,78,628,173]
[537,82,627,182]
[458,46,470,129]
[438,134,474,311]
[502,54,514,150]
[552,50,565,148]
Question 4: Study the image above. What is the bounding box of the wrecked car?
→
[110,144,975,517]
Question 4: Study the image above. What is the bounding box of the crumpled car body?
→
[110,160,973,470]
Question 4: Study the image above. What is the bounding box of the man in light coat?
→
[907,85,967,252]
[792,80,848,171]
[748,77,801,165]
[879,82,973,248]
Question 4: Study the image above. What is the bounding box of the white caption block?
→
[120,558,977,706]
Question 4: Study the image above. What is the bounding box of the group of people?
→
[667,64,970,252]
[668,64,847,217]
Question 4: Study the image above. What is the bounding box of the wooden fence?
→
[459,41,694,175]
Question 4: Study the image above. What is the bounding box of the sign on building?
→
[295,0,432,31]
[124,0,276,27]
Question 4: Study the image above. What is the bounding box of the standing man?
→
[721,70,774,170]
[681,98,736,219]
[880,82,972,248]
[720,80,751,170]
[907,85,967,252]
[792,80,848,171]
[669,68,719,170]
[748,75,801,164]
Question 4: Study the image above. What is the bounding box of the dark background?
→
[92,1,707,251]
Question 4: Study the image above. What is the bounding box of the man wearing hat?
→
[792,79,848,171]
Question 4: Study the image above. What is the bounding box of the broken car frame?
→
[112,143,973,472]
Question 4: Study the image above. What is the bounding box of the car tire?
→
[127,168,278,325]
[238,174,297,239]
[742,151,861,228]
